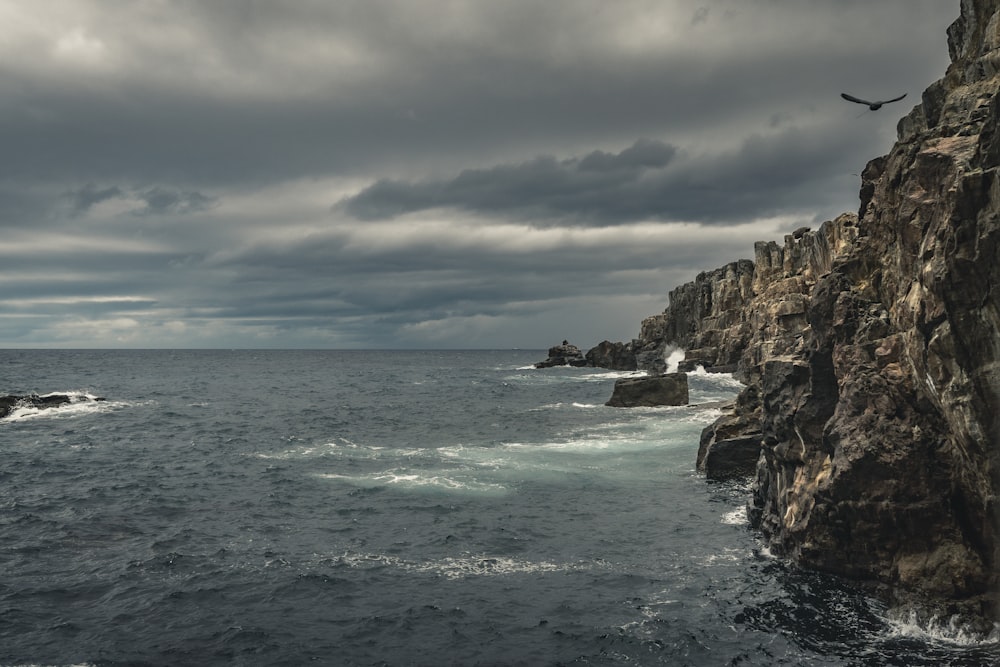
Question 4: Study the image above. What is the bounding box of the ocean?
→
[1,349,997,666]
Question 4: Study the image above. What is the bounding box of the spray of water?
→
[664,345,686,374]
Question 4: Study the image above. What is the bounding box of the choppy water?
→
[1,349,997,666]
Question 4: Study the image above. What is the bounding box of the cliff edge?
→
[752,0,999,625]
[632,0,1000,627]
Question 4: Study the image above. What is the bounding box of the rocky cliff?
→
[633,259,754,373]
[632,0,1000,629]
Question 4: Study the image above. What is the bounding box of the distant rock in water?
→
[0,393,105,419]
[534,341,588,368]
[605,373,688,408]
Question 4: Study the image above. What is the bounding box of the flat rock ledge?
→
[0,394,105,419]
[605,373,688,407]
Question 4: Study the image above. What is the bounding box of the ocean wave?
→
[254,439,427,462]
[529,401,605,411]
[1,391,122,423]
[315,470,508,495]
[721,507,747,525]
[333,550,597,579]
[699,547,744,566]
[883,609,1000,646]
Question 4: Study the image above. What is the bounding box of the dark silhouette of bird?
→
[841,92,907,110]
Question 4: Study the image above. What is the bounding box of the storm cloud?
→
[0,0,959,348]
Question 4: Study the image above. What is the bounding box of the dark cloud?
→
[70,184,123,215]
[339,139,678,223]
[338,125,872,226]
[65,184,215,217]
[135,188,215,216]
[0,1,961,348]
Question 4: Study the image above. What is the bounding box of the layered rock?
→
[745,0,1000,625]
[694,214,859,480]
[634,260,755,373]
[602,0,1000,627]
[691,0,999,627]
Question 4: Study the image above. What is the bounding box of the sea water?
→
[1,349,996,666]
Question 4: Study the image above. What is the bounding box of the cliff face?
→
[749,0,1000,623]
[639,0,1000,625]
[635,259,754,372]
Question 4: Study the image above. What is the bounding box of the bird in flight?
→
[841,92,907,110]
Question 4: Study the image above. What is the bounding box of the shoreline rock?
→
[534,341,588,368]
[562,0,1000,629]
[605,373,688,408]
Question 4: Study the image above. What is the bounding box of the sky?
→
[0,0,959,349]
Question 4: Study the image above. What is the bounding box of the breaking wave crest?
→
[1,391,118,423]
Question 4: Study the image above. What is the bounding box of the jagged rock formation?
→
[683,0,1000,628]
[691,213,860,480]
[585,340,638,370]
[748,0,999,626]
[586,0,1000,628]
[534,341,588,368]
[634,260,755,373]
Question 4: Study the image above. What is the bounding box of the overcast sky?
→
[1,1,958,349]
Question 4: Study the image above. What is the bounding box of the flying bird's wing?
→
[880,93,907,104]
[841,93,871,105]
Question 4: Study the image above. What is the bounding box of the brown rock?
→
[605,373,688,407]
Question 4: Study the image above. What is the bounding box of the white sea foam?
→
[699,547,743,566]
[334,550,594,579]
[315,470,508,495]
[255,439,429,461]
[1,391,120,423]
[754,545,776,560]
[883,609,1000,646]
[688,366,745,387]
[721,507,747,525]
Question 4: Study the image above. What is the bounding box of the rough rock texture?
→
[534,342,588,368]
[740,0,1000,627]
[697,388,762,479]
[605,373,689,408]
[634,260,755,373]
[616,0,1000,627]
[585,340,638,370]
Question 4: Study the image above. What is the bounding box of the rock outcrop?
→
[588,0,1000,629]
[746,0,1000,627]
[674,0,1000,629]
[634,260,755,373]
[585,340,638,370]
[534,341,588,368]
[605,373,689,408]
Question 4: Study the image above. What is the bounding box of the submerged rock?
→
[605,373,688,407]
[0,393,105,419]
